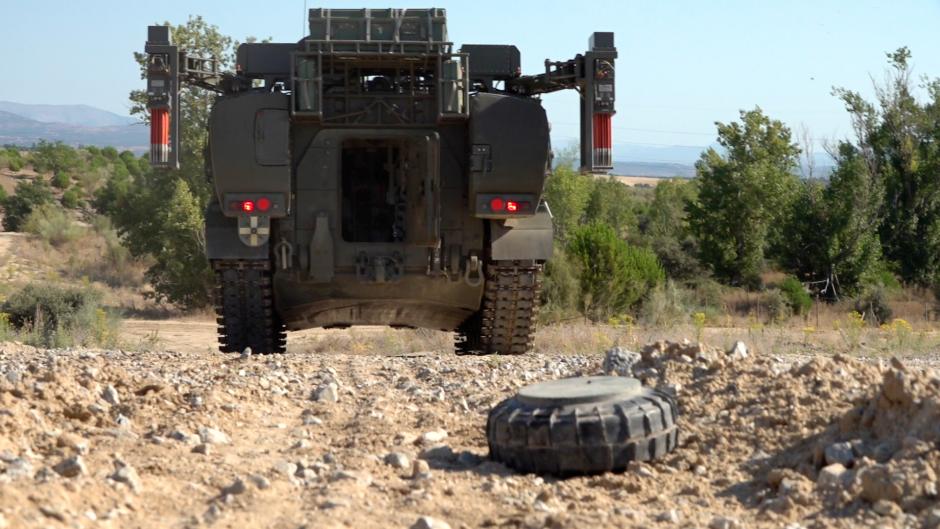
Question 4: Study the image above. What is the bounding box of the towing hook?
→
[464,254,483,287]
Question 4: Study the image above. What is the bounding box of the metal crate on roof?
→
[308,8,447,43]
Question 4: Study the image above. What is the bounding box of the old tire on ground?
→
[214,261,287,354]
[487,376,679,476]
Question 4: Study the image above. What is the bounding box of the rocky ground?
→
[2,338,940,529]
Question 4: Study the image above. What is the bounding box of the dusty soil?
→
[2,337,940,529]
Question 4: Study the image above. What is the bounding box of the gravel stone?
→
[248,473,271,490]
[112,464,143,493]
[384,452,410,469]
[656,509,680,523]
[102,384,120,405]
[273,460,298,478]
[709,517,741,529]
[824,442,855,466]
[221,478,247,496]
[858,464,903,502]
[872,499,901,517]
[410,516,452,529]
[198,427,230,445]
[728,341,748,360]
[312,382,339,402]
[602,347,641,376]
[817,463,848,490]
[419,430,447,445]
[53,455,86,478]
[419,445,456,462]
[412,459,432,480]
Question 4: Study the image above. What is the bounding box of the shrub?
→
[51,171,71,189]
[1,178,54,231]
[855,287,893,325]
[61,187,82,209]
[763,289,792,323]
[23,204,84,246]
[779,276,812,315]
[1,283,117,348]
[641,280,691,327]
[539,247,581,322]
[568,222,665,321]
[1,149,26,172]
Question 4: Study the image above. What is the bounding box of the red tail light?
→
[241,200,255,213]
[506,201,519,212]
[489,197,505,212]
[257,197,271,212]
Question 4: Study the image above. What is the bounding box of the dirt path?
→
[2,337,939,528]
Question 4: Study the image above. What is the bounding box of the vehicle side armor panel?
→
[468,93,550,204]
[210,92,292,215]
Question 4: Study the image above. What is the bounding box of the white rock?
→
[313,382,339,402]
[709,516,740,529]
[656,509,680,524]
[817,463,848,489]
[102,384,120,406]
[273,460,298,478]
[410,517,452,529]
[248,473,271,490]
[198,427,231,445]
[419,430,448,445]
[728,341,748,360]
[112,464,143,493]
[384,452,411,469]
[4,458,33,481]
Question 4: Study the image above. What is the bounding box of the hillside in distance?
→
[0,103,146,152]
[0,101,137,127]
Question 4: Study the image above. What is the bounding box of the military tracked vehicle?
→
[143,8,616,354]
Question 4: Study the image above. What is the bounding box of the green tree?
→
[833,47,940,286]
[584,177,637,239]
[688,108,800,287]
[542,162,593,242]
[567,222,665,321]
[643,179,703,280]
[2,179,53,231]
[31,141,79,175]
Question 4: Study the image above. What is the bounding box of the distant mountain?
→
[0,101,137,128]
[0,110,147,152]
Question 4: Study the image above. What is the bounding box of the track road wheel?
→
[214,261,286,354]
[487,376,679,476]
[455,260,541,355]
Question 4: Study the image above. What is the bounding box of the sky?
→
[1,0,938,163]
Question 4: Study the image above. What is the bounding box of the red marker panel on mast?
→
[150,108,170,165]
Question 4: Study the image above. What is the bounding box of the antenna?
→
[303,0,307,39]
